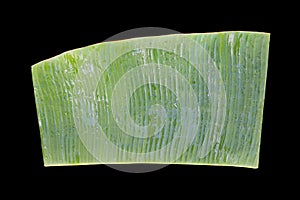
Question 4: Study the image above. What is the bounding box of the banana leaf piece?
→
[32,31,270,168]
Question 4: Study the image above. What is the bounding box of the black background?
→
[4,2,294,194]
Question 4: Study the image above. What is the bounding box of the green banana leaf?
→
[32,31,270,168]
